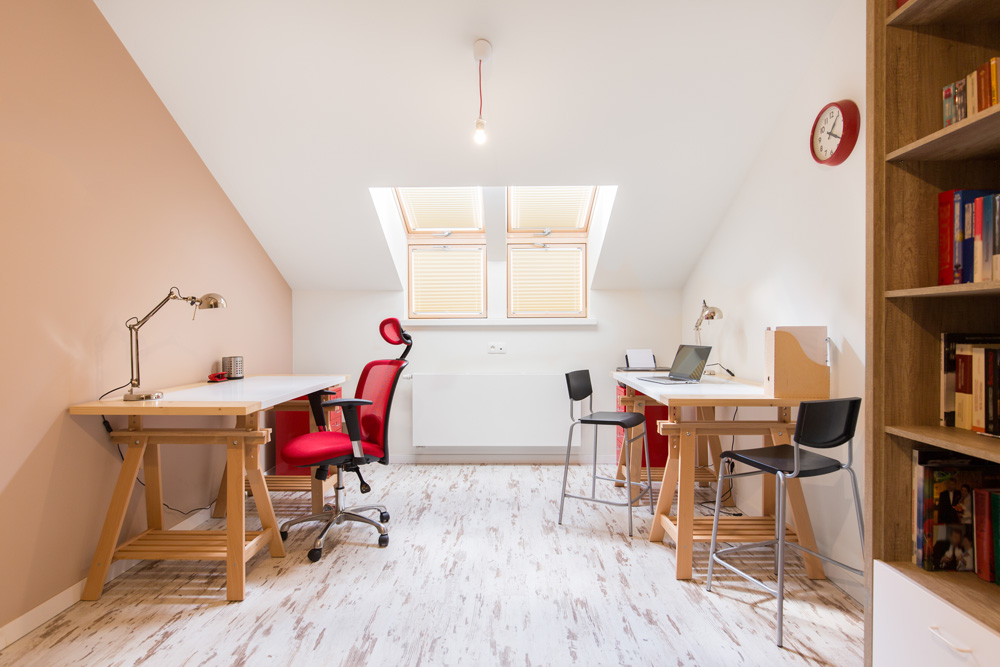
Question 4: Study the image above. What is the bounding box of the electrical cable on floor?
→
[700,407,743,516]
[99,381,217,516]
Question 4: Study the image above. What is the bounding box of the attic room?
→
[4,0,1000,665]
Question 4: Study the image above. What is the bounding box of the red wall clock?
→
[810,99,860,166]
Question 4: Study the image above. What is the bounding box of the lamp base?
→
[123,390,164,401]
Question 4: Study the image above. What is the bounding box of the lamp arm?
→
[125,287,198,391]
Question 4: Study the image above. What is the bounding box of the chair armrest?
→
[320,399,372,453]
[320,398,374,409]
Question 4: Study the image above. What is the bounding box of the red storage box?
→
[616,383,669,468]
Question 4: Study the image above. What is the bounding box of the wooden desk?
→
[70,374,347,601]
[612,372,826,581]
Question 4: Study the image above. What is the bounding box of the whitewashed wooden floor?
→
[0,465,863,666]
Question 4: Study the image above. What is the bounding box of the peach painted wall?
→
[0,1,292,628]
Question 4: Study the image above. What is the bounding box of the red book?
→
[939,189,958,285]
[975,488,1000,581]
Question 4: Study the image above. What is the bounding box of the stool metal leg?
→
[846,466,865,552]
[705,462,726,591]
[558,421,579,525]
[774,473,781,575]
[624,429,633,537]
[591,425,598,498]
[775,472,787,648]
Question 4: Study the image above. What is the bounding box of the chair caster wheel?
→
[380,511,390,523]
[280,530,288,541]
[307,548,323,562]
[378,534,389,547]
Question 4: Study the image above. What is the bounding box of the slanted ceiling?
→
[95,0,832,291]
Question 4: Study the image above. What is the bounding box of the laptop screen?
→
[668,345,712,381]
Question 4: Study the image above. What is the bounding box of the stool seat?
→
[722,444,842,478]
[580,411,644,429]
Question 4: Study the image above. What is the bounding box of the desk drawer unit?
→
[873,560,1000,666]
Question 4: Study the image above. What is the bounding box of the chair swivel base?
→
[279,468,390,562]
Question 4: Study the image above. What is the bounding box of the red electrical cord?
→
[478,59,483,116]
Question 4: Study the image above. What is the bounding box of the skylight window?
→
[507,244,586,317]
[395,187,484,234]
[508,186,596,234]
[409,246,486,319]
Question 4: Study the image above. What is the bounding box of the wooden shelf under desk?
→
[885,282,1000,298]
[882,561,1000,635]
[112,529,271,562]
[886,104,1000,162]
[885,424,1000,464]
[659,515,799,544]
[887,0,1000,26]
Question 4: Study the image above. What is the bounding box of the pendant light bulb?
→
[474,117,487,145]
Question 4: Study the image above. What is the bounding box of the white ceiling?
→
[95,0,831,291]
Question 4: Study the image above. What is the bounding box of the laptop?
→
[641,345,712,385]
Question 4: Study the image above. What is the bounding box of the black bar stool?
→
[558,370,654,536]
[706,397,864,647]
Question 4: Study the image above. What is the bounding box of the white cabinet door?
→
[873,561,1000,666]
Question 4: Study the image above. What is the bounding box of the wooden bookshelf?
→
[885,282,1000,298]
[885,425,1000,464]
[887,104,1000,161]
[888,0,1000,26]
[868,0,1000,663]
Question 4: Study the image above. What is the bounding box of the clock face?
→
[812,105,843,162]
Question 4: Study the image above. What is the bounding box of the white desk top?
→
[612,371,806,407]
[69,374,348,416]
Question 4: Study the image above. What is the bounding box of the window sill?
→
[401,318,597,328]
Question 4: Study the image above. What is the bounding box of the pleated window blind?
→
[508,186,596,233]
[507,245,586,317]
[409,246,486,318]
[396,187,484,233]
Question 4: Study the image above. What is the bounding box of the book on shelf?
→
[980,63,993,113]
[971,346,1000,433]
[994,493,1000,583]
[954,78,968,122]
[974,196,993,283]
[993,57,1000,107]
[943,83,956,127]
[957,344,974,430]
[951,190,1000,284]
[939,189,958,285]
[917,463,1000,572]
[974,488,1000,581]
[993,194,1000,278]
[969,71,979,120]
[941,334,1000,427]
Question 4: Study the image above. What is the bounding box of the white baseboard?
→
[0,509,211,651]
[389,454,620,465]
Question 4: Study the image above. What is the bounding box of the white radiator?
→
[412,373,571,447]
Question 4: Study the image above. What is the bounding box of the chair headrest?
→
[379,317,407,346]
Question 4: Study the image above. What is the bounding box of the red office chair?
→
[279,318,411,561]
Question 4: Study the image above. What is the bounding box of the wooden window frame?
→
[395,187,486,239]
[506,186,597,238]
[407,245,488,320]
[506,243,587,319]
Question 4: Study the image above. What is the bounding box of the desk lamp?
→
[694,299,723,345]
[123,287,227,401]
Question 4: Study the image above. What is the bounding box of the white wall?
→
[294,289,680,462]
[680,0,866,600]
